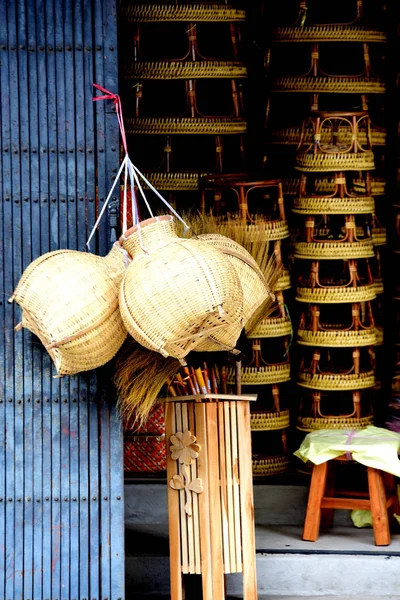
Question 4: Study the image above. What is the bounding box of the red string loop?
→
[92,83,128,155]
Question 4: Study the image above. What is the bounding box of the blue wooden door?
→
[0,0,124,598]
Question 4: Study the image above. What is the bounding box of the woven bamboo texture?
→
[122,3,246,22]
[124,403,165,435]
[272,26,387,43]
[296,285,376,303]
[194,233,271,351]
[141,172,204,191]
[126,117,247,135]
[297,415,374,432]
[247,315,292,339]
[274,269,291,291]
[272,77,385,94]
[119,217,244,360]
[297,371,376,391]
[292,196,375,215]
[124,435,166,473]
[297,328,377,347]
[375,326,384,346]
[124,61,247,79]
[11,243,128,375]
[252,455,290,477]
[270,127,386,147]
[371,227,387,247]
[223,221,289,242]
[294,240,374,260]
[295,151,375,172]
[374,279,384,295]
[282,177,385,197]
[250,409,290,431]
[228,363,291,385]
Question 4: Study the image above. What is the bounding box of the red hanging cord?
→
[92,83,128,156]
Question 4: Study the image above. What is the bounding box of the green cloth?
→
[294,426,400,477]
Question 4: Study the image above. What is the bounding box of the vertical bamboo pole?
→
[165,403,183,600]
[206,402,225,600]
[188,403,201,574]
[237,401,258,600]
[181,403,195,574]
[195,403,213,600]
[175,403,189,575]
[217,402,231,574]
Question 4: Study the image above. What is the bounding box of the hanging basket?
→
[10,243,129,375]
[119,216,244,360]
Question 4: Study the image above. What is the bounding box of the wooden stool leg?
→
[382,472,400,524]
[321,460,336,530]
[303,462,329,542]
[367,467,390,546]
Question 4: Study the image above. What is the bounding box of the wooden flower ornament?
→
[169,430,203,515]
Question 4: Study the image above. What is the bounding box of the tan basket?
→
[247,315,292,339]
[297,415,374,432]
[270,126,386,147]
[375,325,384,346]
[272,26,387,43]
[282,176,385,197]
[141,172,204,191]
[121,4,246,22]
[297,328,377,347]
[228,363,291,385]
[126,117,247,135]
[119,216,244,360]
[272,76,385,94]
[292,196,375,215]
[295,151,375,172]
[124,61,247,80]
[250,409,290,431]
[194,233,272,351]
[294,240,374,260]
[371,227,387,247]
[297,371,376,391]
[10,243,129,375]
[252,455,290,477]
[374,278,384,295]
[296,285,376,304]
[274,269,292,291]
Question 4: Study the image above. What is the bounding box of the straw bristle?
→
[114,340,180,425]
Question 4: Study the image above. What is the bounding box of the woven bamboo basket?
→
[297,328,377,347]
[252,455,290,477]
[193,233,272,351]
[292,196,375,215]
[272,77,385,94]
[126,117,247,135]
[295,151,375,172]
[374,278,384,295]
[274,269,291,291]
[282,177,385,197]
[297,415,374,432]
[371,227,387,247]
[250,409,290,431]
[124,434,166,474]
[296,285,376,304]
[10,243,129,375]
[227,363,291,385]
[270,127,386,147]
[375,325,384,346]
[294,240,374,260]
[119,216,244,360]
[142,172,204,191]
[297,371,376,391]
[247,315,292,339]
[121,4,246,22]
[124,61,247,80]
[272,26,387,43]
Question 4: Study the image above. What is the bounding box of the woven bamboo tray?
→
[296,285,376,303]
[121,3,246,22]
[250,409,290,431]
[292,196,375,215]
[252,455,290,477]
[141,172,204,191]
[272,77,385,94]
[272,26,387,43]
[297,371,375,391]
[295,151,375,172]
[124,61,247,80]
[126,117,247,135]
[274,269,292,292]
[227,363,291,385]
[269,127,386,147]
[282,177,385,197]
[294,240,374,260]
[247,315,292,339]
[297,415,374,432]
[297,328,377,347]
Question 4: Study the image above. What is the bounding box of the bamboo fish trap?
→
[9,242,129,376]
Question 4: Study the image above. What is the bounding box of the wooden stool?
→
[303,457,400,546]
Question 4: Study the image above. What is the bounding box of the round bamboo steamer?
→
[10,242,129,375]
[119,216,244,360]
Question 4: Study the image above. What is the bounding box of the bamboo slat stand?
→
[164,393,258,600]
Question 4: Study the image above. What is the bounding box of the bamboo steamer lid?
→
[119,216,244,360]
[10,242,129,375]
